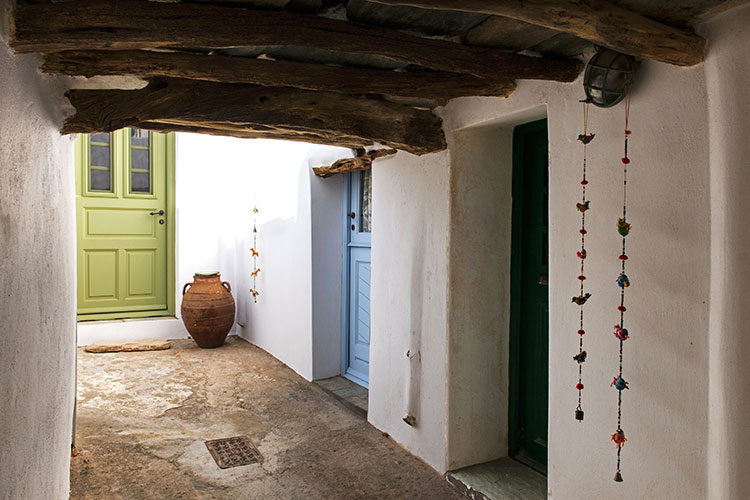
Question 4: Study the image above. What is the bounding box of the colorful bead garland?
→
[612,91,633,483]
[572,101,594,422]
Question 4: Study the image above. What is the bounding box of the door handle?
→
[347,212,356,219]
[149,210,165,216]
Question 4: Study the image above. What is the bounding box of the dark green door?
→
[509,119,549,474]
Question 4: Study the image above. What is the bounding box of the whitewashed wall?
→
[703,5,750,500]
[0,12,77,500]
[368,10,750,500]
[238,145,347,381]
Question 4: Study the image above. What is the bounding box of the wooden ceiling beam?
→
[313,148,397,178]
[12,0,581,82]
[43,50,517,103]
[368,0,706,66]
[62,78,447,156]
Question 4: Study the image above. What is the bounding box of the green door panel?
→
[76,129,175,320]
[509,119,550,474]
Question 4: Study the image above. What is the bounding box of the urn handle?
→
[222,281,232,293]
[182,283,192,296]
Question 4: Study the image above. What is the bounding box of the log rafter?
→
[313,148,398,178]
[12,0,581,82]
[62,78,447,156]
[43,50,517,103]
[368,0,706,66]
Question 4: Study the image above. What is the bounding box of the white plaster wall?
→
[308,147,347,380]
[368,151,452,472]
[703,5,750,499]
[0,21,77,500]
[373,54,712,497]
[238,144,347,381]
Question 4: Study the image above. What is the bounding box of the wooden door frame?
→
[76,132,177,322]
[508,118,549,465]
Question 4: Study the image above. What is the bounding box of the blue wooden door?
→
[345,170,372,386]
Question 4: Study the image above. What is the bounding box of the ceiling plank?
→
[313,148,398,178]
[367,0,706,66]
[62,78,447,155]
[12,0,581,82]
[43,50,516,103]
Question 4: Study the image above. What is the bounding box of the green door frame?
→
[508,118,549,473]
[76,132,176,321]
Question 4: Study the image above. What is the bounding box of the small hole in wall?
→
[258,96,268,104]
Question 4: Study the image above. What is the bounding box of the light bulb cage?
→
[583,48,636,108]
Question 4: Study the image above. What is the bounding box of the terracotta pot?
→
[181,271,235,348]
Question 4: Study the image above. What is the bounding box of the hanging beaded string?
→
[611,90,633,483]
[572,101,594,421]
[249,206,261,303]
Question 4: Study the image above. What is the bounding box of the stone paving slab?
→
[71,336,463,500]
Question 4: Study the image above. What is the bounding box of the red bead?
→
[578,329,585,335]
[622,157,630,164]
[625,130,632,135]
[619,254,629,260]
[580,229,587,234]
[578,275,586,281]
[618,305,627,312]
[576,383,584,390]
[581,179,589,185]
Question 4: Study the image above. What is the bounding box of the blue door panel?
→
[344,171,372,387]
[347,249,371,384]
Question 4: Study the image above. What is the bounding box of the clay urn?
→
[181,271,235,348]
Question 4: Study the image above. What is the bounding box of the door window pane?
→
[360,170,372,233]
[89,133,112,192]
[129,129,151,194]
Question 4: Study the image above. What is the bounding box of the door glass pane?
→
[360,170,372,233]
[89,133,112,192]
[129,129,151,194]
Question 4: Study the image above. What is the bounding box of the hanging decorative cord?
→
[611,90,633,483]
[572,101,594,422]
[249,206,261,303]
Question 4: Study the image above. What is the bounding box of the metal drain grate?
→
[205,436,263,469]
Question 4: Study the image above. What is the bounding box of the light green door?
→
[75,128,175,320]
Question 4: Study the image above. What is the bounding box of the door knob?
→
[149,210,165,216]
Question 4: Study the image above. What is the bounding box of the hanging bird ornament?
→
[617,218,631,237]
[574,351,587,363]
[578,133,596,144]
[611,376,630,391]
[617,273,630,288]
[577,249,587,259]
[572,293,592,306]
[576,200,590,213]
[613,325,629,341]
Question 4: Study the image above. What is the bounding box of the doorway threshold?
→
[315,376,368,418]
[445,457,546,500]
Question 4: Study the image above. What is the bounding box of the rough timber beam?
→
[368,0,706,66]
[12,0,581,82]
[313,148,398,178]
[43,50,517,103]
[62,79,447,156]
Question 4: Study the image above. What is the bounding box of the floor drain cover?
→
[205,436,263,469]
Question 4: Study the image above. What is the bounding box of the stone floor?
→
[71,336,463,500]
[315,376,368,417]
